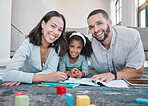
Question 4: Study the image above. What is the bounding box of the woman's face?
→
[41,16,64,44]
[69,40,83,59]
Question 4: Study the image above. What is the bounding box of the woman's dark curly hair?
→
[64,31,93,58]
[27,11,66,57]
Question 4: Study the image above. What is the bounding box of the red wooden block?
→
[56,86,67,94]
[15,92,26,96]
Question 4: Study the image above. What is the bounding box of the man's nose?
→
[94,26,99,32]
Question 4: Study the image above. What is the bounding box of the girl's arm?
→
[81,57,89,76]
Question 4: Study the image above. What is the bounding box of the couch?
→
[66,26,148,60]
[128,27,148,60]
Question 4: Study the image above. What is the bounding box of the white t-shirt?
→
[90,26,145,73]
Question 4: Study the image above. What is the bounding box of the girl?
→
[2,11,68,86]
[59,31,93,78]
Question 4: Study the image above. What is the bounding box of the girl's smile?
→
[69,40,83,59]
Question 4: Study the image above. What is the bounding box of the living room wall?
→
[12,0,110,35]
[0,0,11,63]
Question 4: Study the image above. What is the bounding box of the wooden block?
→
[15,92,26,96]
[56,86,67,94]
[77,95,90,106]
[15,95,29,106]
[65,93,73,106]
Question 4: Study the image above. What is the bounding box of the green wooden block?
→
[15,95,29,106]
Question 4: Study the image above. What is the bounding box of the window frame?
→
[115,0,122,25]
[138,0,148,27]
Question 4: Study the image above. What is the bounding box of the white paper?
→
[64,77,128,88]
[96,80,128,88]
[64,77,99,86]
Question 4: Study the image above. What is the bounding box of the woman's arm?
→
[2,39,33,83]
[32,71,68,82]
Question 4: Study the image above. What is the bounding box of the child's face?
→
[69,40,83,59]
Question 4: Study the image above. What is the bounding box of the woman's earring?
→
[52,43,54,46]
[41,29,43,33]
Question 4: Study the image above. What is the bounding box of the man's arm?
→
[91,65,144,83]
[117,65,144,80]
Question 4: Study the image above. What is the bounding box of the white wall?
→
[0,0,11,63]
[109,0,116,25]
[12,0,110,35]
[110,0,138,27]
[122,0,137,27]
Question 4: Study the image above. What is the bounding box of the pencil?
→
[37,84,50,87]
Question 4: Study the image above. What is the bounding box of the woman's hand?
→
[2,82,21,86]
[46,71,68,82]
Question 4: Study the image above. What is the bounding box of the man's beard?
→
[93,24,110,42]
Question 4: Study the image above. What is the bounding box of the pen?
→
[111,60,117,80]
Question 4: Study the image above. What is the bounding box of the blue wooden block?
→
[65,93,73,106]
[136,98,148,104]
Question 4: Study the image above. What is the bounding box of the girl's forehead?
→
[69,40,83,45]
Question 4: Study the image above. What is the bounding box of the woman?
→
[2,11,68,86]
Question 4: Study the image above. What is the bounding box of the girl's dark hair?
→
[65,31,93,58]
[27,11,66,57]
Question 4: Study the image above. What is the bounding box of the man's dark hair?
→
[87,9,109,20]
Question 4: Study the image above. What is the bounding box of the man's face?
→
[87,13,111,42]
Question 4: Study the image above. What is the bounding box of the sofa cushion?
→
[128,26,148,60]
[66,27,89,36]
[128,27,148,50]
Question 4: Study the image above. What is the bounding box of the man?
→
[87,9,145,82]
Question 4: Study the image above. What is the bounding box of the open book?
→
[64,77,128,88]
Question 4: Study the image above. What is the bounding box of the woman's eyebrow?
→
[51,22,63,29]
[51,22,57,27]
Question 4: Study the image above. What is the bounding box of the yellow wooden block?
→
[77,95,90,106]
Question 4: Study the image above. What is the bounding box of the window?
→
[115,0,122,25]
[138,0,148,27]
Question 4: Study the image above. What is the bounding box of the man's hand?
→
[2,82,21,86]
[91,72,115,83]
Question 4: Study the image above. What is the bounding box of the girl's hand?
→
[72,68,82,78]
[65,71,73,77]
[2,82,21,86]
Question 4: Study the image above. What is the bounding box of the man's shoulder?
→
[113,26,141,42]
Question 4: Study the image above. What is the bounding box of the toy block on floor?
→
[65,93,73,106]
[56,85,67,94]
[15,92,26,96]
[77,95,90,106]
[15,95,29,106]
